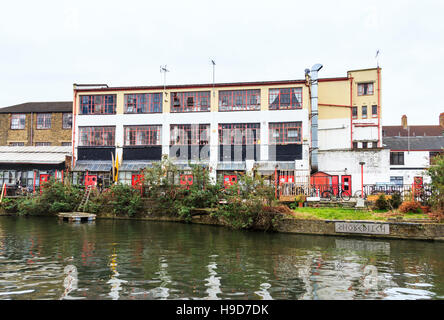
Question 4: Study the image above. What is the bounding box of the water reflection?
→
[108,245,127,300]
[0,217,443,300]
[204,255,221,300]
[61,265,78,300]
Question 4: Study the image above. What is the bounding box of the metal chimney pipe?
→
[310,63,323,173]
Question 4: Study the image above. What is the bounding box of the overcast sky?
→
[0,0,442,125]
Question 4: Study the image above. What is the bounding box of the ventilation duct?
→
[309,63,323,173]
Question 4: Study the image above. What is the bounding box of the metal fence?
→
[278,182,434,203]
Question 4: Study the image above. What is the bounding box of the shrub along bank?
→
[1,158,285,232]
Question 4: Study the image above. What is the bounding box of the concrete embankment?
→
[96,213,444,241]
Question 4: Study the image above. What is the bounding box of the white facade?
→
[318,149,390,194]
[389,150,432,185]
[74,109,310,181]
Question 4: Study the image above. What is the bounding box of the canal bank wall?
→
[96,213,444,241]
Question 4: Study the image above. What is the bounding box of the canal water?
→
[0,217,443,300]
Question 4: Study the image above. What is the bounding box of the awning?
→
[72,161,113,172]
[255,161,296,171]
[217,162,246,171]
[119,161,154,171]
[0,146,71,164]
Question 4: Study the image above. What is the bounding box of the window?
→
[80,95,116,115]
[352,106,357,119]
[219,89,260,111]
[362,142,368,149]
[390,152,404,165]
[218,123,260,145]
[9,142,25,146]
[10,114,26,129]
[0,170,16,184]
[353,142,358,149]
[79,126,115,146]
[170,124,210,145]
[372,105,378,118]
[36,113,51,129]
[357,82,374,96]
[362,106,367,119]
[125,93,162,113]
[390,176,404,186]
[170,91,210,113]
[269,87,302,110]
[63,113,72,129]
[269,122,302,144]
[124,125,162,146]
[61,142,72,146]
[35,142,51,146]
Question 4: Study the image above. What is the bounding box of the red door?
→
[85,175,97,187]
[224,175,237,189]
[331,175,339,196]
[39,174,50,193]
[39,174,50,184]
[341,175,351,196]
[180,174,193,189]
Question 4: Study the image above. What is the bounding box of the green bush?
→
[389,192,402,209]
[374,194,389,210]
[87,183,143,217]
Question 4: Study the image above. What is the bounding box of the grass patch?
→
[291,207,430,221]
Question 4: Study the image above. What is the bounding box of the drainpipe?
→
[30,112,33,146]
[309,64,323,173]
[72,84,77,169]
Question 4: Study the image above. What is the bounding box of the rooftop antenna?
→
[375,49,380,68]
[211,59,216,97]
[160,65,169,101]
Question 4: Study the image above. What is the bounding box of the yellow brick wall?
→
[0,113,72,146]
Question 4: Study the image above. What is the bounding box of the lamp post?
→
[359,162,365,198]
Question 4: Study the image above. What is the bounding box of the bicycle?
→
[321,187,351,201]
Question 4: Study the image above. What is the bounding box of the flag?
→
[111,152,115,182]
[115,153,119,182]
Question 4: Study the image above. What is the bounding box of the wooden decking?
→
[58,212,96,223]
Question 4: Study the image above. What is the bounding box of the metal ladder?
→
[77,185,92,212]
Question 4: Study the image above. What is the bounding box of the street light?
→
[359,162,365,198]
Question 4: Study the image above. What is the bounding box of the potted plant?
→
[295,194,306,208]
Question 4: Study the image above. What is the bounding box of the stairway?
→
[77,185,92,212]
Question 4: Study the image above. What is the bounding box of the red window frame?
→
[371,105,378,118]
[218,123,260,145]
[269,122,302,145]
[124,93,163,114]
[124,125,162,146]
[352,106,358,119]
[10,114,26,130]
[218,89,260,111]
[362,106,367,119]
[357,83,374,96]
[80,95,116,115]
[170,91,211,113]
[170,124,210,145]
[62,113,72,129]
[269,87,302,110]
[79,126,115,146]
[36,113,52,129]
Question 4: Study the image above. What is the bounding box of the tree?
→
[427,153,444,214]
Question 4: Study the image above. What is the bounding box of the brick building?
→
[0,101,73,146]
[0,101,73,193]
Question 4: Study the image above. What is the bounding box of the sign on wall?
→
[335,222,390,235]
